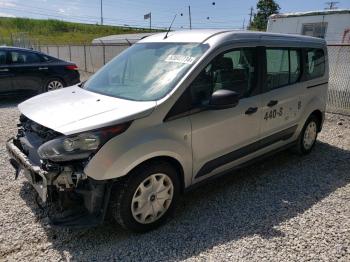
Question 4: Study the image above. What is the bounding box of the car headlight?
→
[38,122,131,162]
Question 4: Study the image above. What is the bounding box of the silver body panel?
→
[17,30,328,190]
[19,86,157,135]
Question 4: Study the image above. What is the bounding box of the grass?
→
[0,17,156,45]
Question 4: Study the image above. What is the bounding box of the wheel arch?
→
[309,109,324,132]
[120,155,186,193]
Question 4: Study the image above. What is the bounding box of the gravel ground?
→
[0,98,349,261]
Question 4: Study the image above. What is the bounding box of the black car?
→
[0,47,80,96]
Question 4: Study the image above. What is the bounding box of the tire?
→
[294,115,319,155]
[44,78,65,92]
[109,161,180,233]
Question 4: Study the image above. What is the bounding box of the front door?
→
[189,47,263,180]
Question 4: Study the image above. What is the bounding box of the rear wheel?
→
[110,161,180,232]
[44,78,65,92]
[295,115,319,155]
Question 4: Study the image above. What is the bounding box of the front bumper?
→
[6,137,112,227]
[6,138,49,202]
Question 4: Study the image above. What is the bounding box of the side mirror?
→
[208,89,240,110]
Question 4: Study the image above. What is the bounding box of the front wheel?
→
[295,115,319,155]
[110,161,180,232]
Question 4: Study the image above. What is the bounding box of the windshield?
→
[84,42,209,101]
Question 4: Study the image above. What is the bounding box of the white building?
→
[267,9,350,44]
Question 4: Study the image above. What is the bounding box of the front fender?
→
[84,119,192,187]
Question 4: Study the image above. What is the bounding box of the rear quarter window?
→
[42,55,56,62]
[305,48,325,80]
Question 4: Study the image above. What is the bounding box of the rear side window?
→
[10,51,42,64]
[0,50,7,65]
[305,49,325,80]
[290,50,301,83]
[42,55,55,62]
[266,49,289,90]
[266,48,301,91]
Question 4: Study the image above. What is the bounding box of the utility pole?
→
[242,18,245,30]
[325,1,339,9]
[150,12,152,30]
[188,5,192,29]
[100,0,103,25]
[248,6,253,29]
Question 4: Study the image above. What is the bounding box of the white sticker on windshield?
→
[165,55,195,64]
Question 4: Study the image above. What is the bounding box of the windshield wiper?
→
[78,81,86,88]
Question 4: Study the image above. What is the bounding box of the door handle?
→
[267,100,278,107]
[245,107,258,115]
[0,68,9,72]
[38,67,48,70]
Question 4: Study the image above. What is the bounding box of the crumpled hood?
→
[19,86,157,135]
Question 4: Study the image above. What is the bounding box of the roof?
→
[92,32,159,45]
[0,46,60,58]
[138,29,326,44]
[0,46,45,54]
[270,9,350,19]
[0,46,33,51]
[138,29,231,43]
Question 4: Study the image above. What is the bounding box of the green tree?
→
[250,0,280,31]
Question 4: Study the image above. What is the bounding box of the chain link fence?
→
[34,44,350,115]
[327,45,350,115]
[35,44,129,74]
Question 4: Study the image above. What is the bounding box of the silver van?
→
[7,30,328,232]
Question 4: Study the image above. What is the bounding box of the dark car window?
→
[190,48,257,107]
[0,50,7,65]
[10,51,42,64]
[305,48,325,80]
[42,55,55,62]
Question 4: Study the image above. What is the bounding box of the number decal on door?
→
[264,107,283,121]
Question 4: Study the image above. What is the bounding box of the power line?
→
[0,3,247,30]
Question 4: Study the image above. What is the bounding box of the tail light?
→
[65,64,78,70]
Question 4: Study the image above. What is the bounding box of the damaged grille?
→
[19,114,61,141]
[16,115,62,165]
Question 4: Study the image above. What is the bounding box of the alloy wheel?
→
[47,80,64,91]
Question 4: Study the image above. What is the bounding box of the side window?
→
[266,49,289,90]
[305,49,325,80]
[0,51,7,65]
[10,51,42,64]
[266,48,301,91]
[42,55,53,62]
[190,48,257,106]
[290,50,301,84]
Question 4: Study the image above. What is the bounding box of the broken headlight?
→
[37,122,131,162]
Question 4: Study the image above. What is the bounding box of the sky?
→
[0,0,349,29]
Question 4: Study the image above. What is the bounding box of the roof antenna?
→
[164,14,177,39]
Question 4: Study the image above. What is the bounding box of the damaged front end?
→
[6,115,128,227]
